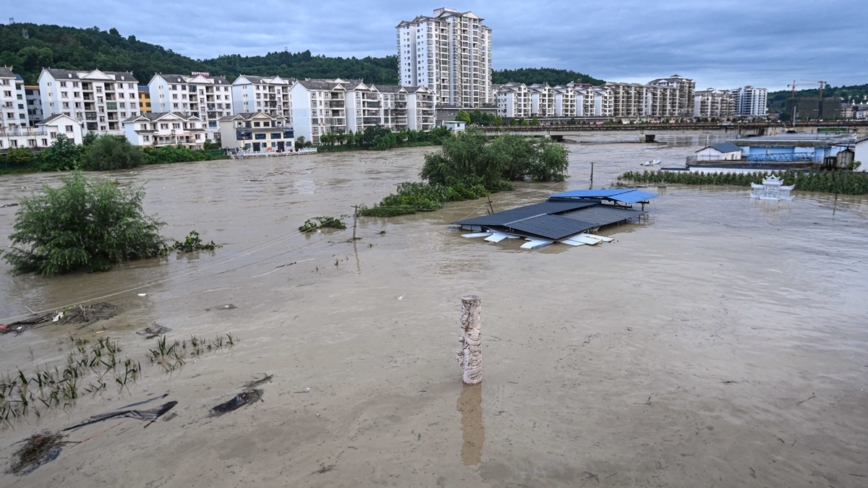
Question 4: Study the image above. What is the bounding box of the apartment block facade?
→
[694,88,736,118]
[529,84,554,117]
[1,67,29,129]
[25,85,43,124]
[496,82,530,118]
[148,73,233,140]
[496,82,613,119]
[138,86,151,113]
[38,69,139,135]
[0,114,83,152]
[218,112,293,152]
[397,7,492,109]
[231,75,293,123]
[732,86,768,117]
[122,112,207,149]
[648,75,696,118]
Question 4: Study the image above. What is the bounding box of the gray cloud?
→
[8,0,866,89]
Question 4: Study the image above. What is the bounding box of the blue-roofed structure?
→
[454,189,654,244]
[548,189,658,206]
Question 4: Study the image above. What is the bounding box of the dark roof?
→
[0,67,16,78]
[157,74,231,85]
[44,69,137,82]
[507,215,597,240]
[706,142,741,153]
[295,78,362,90]
[37,114,79,125]
[455,200,596,227]
[560,205,642,227]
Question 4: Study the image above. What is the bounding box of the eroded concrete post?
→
[457,295,482,385]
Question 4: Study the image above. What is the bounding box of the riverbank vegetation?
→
[618,169,868,195]
[2,172,220,275]
[360,130,569,217]
[0,135,226,175]
[318,126,452,151]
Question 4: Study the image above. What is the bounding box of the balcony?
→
[361,117,381,125]
[329,101,344,108]
[0,127,49,136]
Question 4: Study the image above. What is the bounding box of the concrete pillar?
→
[457,295,482,385]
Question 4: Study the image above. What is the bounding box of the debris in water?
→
[138,293,147,297]
[8,431,66,476]
[209,389,263,417]
[0,202,19,208]
[137,323,172,339]
[242,374,273,390]
[205,304,237,312]
[1,302,119,335]
[63,401,178,431]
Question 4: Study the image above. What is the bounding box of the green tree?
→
[3,172,166,275]
[455,110,472,123]
[4,147,35,166]
[80,135,144,170]
[40,134,81,171]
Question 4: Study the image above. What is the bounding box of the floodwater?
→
[1,131,867,487]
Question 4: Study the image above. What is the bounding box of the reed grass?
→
[618,170,868,195]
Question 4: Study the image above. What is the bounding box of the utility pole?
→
[351,205,359,240]
[589,162,594,190]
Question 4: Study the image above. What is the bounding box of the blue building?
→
[733,134,855,164]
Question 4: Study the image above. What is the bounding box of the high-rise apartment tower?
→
[397,7,492,108]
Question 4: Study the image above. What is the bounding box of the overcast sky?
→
[7,0,866,90]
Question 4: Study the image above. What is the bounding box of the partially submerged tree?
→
[79,135,144,171]
[3,172,165,275]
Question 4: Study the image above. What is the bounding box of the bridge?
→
[477,121,868,138]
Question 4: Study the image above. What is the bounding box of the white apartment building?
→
[529,83,554,117]
[291,78,351,144]
[405,86,436,130]
[38,69,139,135]
[25,85,42,125]
[148,73,233,140]
[0,114,83,152]
[553,85,576,118]
[346,81,384,134]
[377,85,410,130]
[231,75,294,123]
[574,85,613,117]
[218,112,293,152]
[648,75,696,117]
[732,86,768,117]
[496,82,530,118]
[122,112,207,149]
[1,67,29,129]
[397,7,492,108]
[694,88,736,118]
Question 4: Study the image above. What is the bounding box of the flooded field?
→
[1,131,867,487]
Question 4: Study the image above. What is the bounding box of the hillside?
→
[0,23,605,90]
[492,67,604,86]
[0,23,398,85]
[768,83,868,112]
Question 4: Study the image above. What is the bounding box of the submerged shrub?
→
[79,135,144,171]
[3,172,165,275]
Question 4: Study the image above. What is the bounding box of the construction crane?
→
[801,80,827,99]
[788,80,798,99]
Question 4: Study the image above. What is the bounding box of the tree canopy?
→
[492,67,604,86]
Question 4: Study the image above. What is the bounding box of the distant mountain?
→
[0,23,398,85]
[1,23,606,91]
[492,67,604,86]
[767,84,868,112]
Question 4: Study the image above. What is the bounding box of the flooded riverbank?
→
[1,140,867,487]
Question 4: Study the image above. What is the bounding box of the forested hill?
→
[767,84,868,112]
[492,68,604,86]
[1,23,606,88]
[0,23,399,84]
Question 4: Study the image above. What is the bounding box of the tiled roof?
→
[0,67,16,78]
[44,69,138,82]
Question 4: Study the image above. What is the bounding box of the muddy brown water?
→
[1,132,867,487]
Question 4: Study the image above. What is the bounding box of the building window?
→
[160,124,169,129]
[65,125,73,132]
[143,135,150,142]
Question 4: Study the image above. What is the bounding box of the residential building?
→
[148,73,233,140]
[553,85,576,118]
[138,86,151,113]
[496,82,530,118]
[231,75,293,122]
[218,112,293,152]
[0,114,83,152]
[855,104,868,120]
[377,85,410,130]
[405,85,436,130]
[732,134,854,163]
[38,69,139,134]
[1,67,29,129]
[122,112,207,149]
[694,88,736,118]
[290,78,352,144]
[25,85,42,125]
[732,86,767,117]
[605,82,649,118]
[345,81,383,133]
[528,83,554,117]
[397,7,493,108]
[648,75,696,118]
[571,84,613,117]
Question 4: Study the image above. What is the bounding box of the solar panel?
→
[506,215,597,240]
[455,200,597,226]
